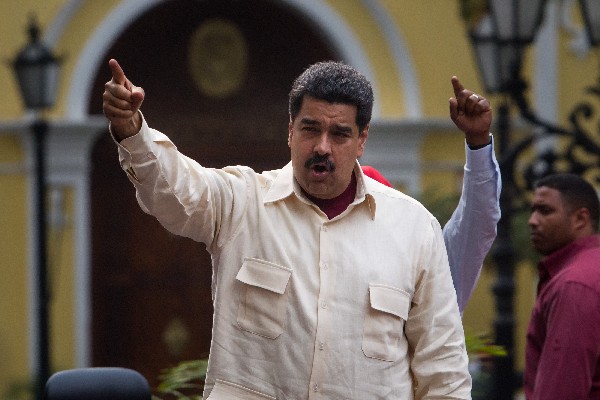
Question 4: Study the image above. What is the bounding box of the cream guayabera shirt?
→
[116,117,472,400]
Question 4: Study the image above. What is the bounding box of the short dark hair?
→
[535,173,600,231]
[288,61,374,132]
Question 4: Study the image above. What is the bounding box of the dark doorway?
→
[89,0,337,388]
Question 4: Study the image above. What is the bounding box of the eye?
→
[538,206,553,215]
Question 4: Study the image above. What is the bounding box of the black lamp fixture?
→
[462,1,600,400]
[468,0,547,94]
[13,15,61,110]
[468,0,600,117]
[11,14,62,400]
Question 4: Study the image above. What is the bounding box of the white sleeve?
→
[116,115,248,248]
[408,218,472,399]
[443,136,501,314]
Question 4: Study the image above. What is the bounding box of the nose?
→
[314,133,332,155]
[528,212,537,228]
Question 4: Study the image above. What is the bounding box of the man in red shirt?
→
[525,173,600,399]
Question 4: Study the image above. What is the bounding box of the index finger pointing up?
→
[108,59,126,85]
[451,76,464,98]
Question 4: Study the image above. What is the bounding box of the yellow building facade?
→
[1,0,597,396]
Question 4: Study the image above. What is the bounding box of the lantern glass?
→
[12,18,61,111]
[489,0,547,43]
[467,0,547,94]
[470,12,522,93]
[15,57,60,110]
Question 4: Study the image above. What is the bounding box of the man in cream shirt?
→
[103,59,490,399]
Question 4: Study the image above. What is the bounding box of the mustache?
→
[304,154,336,172]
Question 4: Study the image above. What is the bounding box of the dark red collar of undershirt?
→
[304,172,357,219]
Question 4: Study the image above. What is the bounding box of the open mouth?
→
[312,164,329,173]
[309,163,331,180]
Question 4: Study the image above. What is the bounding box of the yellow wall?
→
[48,188,76,372]
[51,1,121,116]
[326,0,404,116]
[0,135,29,392]
[382,0,484,117]
[1,1,65,118]
[0,1,80,393]
[0,5,34,381]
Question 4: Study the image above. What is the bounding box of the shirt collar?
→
[263,161,377,220]
[538,234,600,280]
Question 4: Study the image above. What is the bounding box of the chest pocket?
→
[362,283,411,362]
[235,258,292,339]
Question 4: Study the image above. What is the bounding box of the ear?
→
[357,124,369,158]
[572,207,591,232]
[288,119,293,147]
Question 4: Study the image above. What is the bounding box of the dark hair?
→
[288,61,374,132]
[535,173,600,231]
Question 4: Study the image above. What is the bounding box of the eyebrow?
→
[299,118,353,133]
[300,117,319,126]
[335,125,353,134]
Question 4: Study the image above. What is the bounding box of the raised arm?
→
[445,76,501,313]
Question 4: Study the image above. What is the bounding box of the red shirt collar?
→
[538,234,600,286]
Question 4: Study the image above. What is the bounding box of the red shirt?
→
[525,234,600,399]
[361,165,392,187]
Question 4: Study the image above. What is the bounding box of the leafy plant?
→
[466,332,505,399]
[465,332,507,357]
[153,359,208,400]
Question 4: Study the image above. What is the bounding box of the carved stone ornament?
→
[188,18,249,98]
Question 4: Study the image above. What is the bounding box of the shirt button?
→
[321,302,327,309]
[313,383,319,392]
[319,342,325,350]
[321,262,328,269]
[322,226,328,232]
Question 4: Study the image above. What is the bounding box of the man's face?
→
[528,186,578,255]
[288,95,368,199]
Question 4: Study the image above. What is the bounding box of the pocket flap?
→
[236,258,292,294]
[208,379,275,399]
[369,284,410,320]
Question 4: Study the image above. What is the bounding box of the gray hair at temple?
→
[288,61,374,132]
[535,173,600,231]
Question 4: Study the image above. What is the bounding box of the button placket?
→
[308,222,334,399]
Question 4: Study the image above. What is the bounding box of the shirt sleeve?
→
[406,217,472,399]
[115,114,248,248]
[531,281,600,399]
[443,136,501,313]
